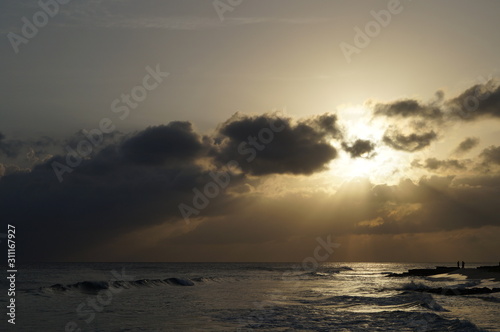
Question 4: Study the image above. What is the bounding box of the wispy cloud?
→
[54,1,330,31]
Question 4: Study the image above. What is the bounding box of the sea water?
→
[1,262,499,331]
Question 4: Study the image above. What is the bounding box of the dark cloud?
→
[0,122,242,261]
[383,130,437,152]
[307,113,343,137]
[0,133,24,158]
[64,130,122,154]
[120,122,205,165]
[0,131,116,165]
[412,158,467,171]
[453,137,480,155]
[480,145,500,166]
[342,139,376,158]
[170,176,500,248]
[374,99,443,119]
[0,164,30,177]
[434,90,445,102]
[32,135,59,149]
[454,175,500,188]
[373,80,500,123]
[1,110,499,262]
[447,81,500,120]
[0,133,63,171]
[213,113,340,175]
[0,113,347,260]
[359,176,500,234]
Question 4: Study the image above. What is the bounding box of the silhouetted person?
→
[462,261,465,269]
[457,261,460,268]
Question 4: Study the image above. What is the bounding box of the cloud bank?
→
[1,79,500,261]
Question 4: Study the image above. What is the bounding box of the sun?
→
[330,146,404,185]
[327,105,406,184]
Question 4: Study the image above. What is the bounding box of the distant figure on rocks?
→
[457,261,460,268]
[462,261,465,269]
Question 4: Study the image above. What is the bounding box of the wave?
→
[299,291,447,312]
[190,276,226,283]
[401,281,500,296]
[402,280,481,291]
[218,304,482,331]
[39,277,195,294]
[280,266,354,279]
[401,281,433,291]
[322,266,354,273]
[294,271,335,279]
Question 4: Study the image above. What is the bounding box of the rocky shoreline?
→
[412,287,500,296]
[387,265,500,278]
[388,265,500,296]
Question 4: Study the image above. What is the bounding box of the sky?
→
[0,0,500,262]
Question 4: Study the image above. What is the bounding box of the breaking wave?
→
[300,291,448,312]
[39,277,196,294]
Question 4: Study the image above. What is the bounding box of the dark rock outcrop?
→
[413,287,500,296]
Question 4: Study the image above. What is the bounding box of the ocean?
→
[2,262,499,331]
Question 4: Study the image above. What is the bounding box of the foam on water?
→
[8,262,499,331]
[38,277,196,294]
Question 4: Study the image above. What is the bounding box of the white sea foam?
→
[13,262,497,331]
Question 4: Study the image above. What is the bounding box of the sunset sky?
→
[1,0,499,262]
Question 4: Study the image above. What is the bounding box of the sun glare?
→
[328,105,406,184]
